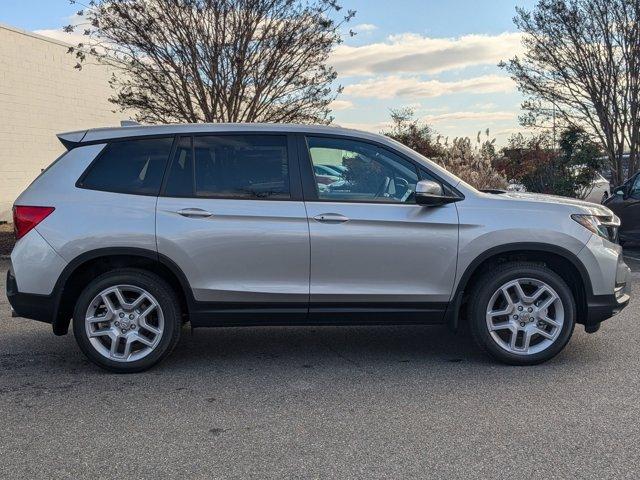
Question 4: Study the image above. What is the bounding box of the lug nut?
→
[520,322,526,327]
[115,321,120,327]
[518,306,523,311]
[537,321,545,328]
[528,307,533,313]
[130,324,136,330]
[121,329,127,334]
[513,315,519,320]
[129,314,135,320]
[119,312,125,318]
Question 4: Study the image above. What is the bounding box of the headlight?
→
[571,213,620,242]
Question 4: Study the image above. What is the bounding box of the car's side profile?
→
[6,124,631,372]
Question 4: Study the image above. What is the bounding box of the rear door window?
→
[163,135,290,199]
[78,137,174,195]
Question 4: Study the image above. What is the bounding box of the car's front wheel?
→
[73,269,181,373]
[469,262,576,365]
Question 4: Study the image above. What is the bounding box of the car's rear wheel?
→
[469,262,576,365]
[73,269,181,373]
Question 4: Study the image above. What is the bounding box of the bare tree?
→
[66,0,355,125]
[500,0,640,184]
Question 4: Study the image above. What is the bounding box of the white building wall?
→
[0,23,125,221]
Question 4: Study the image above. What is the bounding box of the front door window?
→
[306,136,420,203]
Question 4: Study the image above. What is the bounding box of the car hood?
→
[492,191,614,216]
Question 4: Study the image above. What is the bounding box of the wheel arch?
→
[52,247,193,335]
[447,242,592,330]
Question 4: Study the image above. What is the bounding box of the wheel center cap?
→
[115,311,138,330]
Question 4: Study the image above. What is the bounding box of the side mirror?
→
[415,180,461,206]
[613,185,629,198]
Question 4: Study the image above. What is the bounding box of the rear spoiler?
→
[57,130,87,150]
[57,121,140,150]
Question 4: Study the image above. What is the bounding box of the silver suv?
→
[6,124,631,372]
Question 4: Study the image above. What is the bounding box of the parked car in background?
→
[604,171,640,244]
[313,164,342,180]
[504,170,608,202]
[583,172,610,204]
[7,124,630,372]
[314,164,344,178]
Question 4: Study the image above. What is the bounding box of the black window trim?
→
[76,136,177,197]
[159,132,303,202]
[296,132,464,205]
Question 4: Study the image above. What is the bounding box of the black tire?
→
[73,268,181,373]
[469,262,576,365]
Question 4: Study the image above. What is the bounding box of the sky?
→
[0,0,539,145]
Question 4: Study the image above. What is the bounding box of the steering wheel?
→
[396,177,409,190]
[374,176,412,201]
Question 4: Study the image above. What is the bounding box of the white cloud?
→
[472,102,498,110]
[423,106,450,113]
[352,23,378,33]
[329,99,355,111]
[34,10,89,45]
[423,111,517,124]
[343,75,515,99]
[494,127,524,136]
[34,28,83,46]
[332,32,523,76]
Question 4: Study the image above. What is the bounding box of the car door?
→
[299,135,460,322]
[156,134,310,321]
[607,172,640,242]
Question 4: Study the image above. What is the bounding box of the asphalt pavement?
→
[1,257,640,479]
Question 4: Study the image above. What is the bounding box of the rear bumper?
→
[6,268,55,324]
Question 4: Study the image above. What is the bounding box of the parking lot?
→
[1,257,639,479]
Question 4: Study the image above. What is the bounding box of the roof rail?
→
[120,120,140,127]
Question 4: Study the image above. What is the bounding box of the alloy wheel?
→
[485,278,564,355]
[84,285,164,362]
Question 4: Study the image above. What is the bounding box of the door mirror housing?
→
[415,180,461,206]
[613,184,630,199]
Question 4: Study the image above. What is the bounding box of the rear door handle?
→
[177,208,213,218]
[313,213,349,223]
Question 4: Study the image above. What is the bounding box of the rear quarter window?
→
[78,137,174,195]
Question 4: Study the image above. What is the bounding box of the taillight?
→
[13,206,55,240]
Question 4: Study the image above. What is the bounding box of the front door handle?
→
[177,208,213,218]
[313,213,349,223]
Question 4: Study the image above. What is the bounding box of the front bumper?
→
[585,292,630,328]
[6,268,55,324]
[577,234,632,329]
[583,256,631,330]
